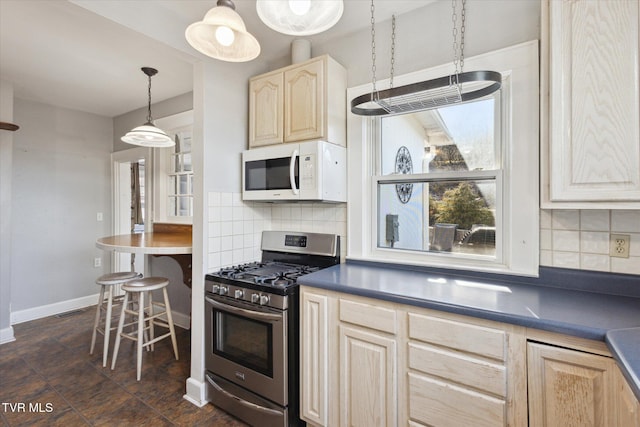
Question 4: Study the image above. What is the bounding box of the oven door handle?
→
[205,296,283,322]
[206,374,285,417]
[289,149,299,195]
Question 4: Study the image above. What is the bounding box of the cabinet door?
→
[339,325,396,427]
[528,342,616,427]
[615,365,640,427]
[300,290,330,427]
[546,0,640,204]
[249,72,283,147]
[284,59,324,142]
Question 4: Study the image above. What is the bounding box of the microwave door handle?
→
[289,149,299,195]
[205,296,282,322]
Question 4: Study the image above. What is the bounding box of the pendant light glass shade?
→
[186,0,260,62]
[121,123,173,147]
[121,67,174,148]
[257,0,344,36]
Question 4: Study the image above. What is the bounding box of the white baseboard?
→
[184,377,208,407]
[10,293,100,325]
[0,326,15,345]
[10,294,191,330]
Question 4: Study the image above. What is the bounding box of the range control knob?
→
[219,286,228,296]
[211,285,220,294]
[234,289,244,299]
[251,293,260,303]
[259,295,270,306]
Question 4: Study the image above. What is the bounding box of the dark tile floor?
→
[0,307,248,426]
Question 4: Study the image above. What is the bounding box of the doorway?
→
[111,147,151,274]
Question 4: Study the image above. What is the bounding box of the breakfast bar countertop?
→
[298,260,640,400]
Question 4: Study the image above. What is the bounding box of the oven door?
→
[242,144,300,201]
[205,293,287,406]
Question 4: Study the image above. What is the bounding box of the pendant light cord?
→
[452,0,466,76]
[370,0,378,100]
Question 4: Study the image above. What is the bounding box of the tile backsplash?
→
[208,194,638,276]
[207,192,347,272]
[540,209,640,275]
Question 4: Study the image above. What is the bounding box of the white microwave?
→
[242,140,346,202]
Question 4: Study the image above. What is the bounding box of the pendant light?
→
[257,0,344,36]
[185,0,260,62]
[351,0,501,117]
[121,67,174,148]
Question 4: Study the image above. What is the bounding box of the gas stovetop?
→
[216,261,320,286]
[205,231,340,304]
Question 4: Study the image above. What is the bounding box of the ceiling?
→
[0,0,434,118]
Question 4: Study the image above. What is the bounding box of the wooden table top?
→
[96,232,192,255]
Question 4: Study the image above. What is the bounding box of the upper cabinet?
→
[249,55,347,149]
[541,0,640,208]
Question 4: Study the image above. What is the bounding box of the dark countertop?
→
[298,260,640,400]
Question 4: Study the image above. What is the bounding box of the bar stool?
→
[111,276,179,381]
[90,271,143,367]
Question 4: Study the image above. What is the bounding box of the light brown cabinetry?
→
[541,0,640,208]
[299,287,527,427]
[527,342,617,426]
[248,55,346,148]
[615,365,640,427]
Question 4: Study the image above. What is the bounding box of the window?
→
[154,110,194,224]
[377,97,500,260]
[347,41,539,276]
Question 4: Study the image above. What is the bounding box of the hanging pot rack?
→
[351,70,502,116]
[352,0,501,117]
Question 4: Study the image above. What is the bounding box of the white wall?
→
[10,98,113,319]
[0,80,15,343]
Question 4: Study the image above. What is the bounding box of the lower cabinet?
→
[528,341,640,427]
[528,342,617,427]
[299,286,639,427]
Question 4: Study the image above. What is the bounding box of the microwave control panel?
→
[300,154,316,190]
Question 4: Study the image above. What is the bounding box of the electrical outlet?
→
[94,257,102,268]
[610,234,630,258]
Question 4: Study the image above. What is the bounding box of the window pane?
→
[377,180,496,257]
[179,197,190,216]
[168,196,177,216]
[178,175,189,195]
[169,176,177,196]
[183,153,192,172]
[381,98,496,176]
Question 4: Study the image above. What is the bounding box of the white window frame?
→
[347,41,539,276]
[153,110,194,224]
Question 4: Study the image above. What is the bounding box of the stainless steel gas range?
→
[204,231,340,427]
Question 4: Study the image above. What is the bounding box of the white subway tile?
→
[232,235,243,249]
[243,220,254,234]
[233,221,243,235]
[220,207,233,221]
[552,230,580,252]
[220,192,232,206]
[611,257,640,275]
[208,253,221,270]
[580,254,610,272]
[552,251,580,269]
[221,236,233,251]
[539,209,552,229]
[611,210,640,233]
[629,233,640,256]
[209,192,221,207]
[210,222,221,238]
[232,192,242,206]
[209,237,221,253]
[244,234,254,248]
[232,249,244,264]
[580,210,609,232]
[552,210,580,230]
[540,250,553,266]
[220,221,233,236]
[220,250,233,267]
[232,206,243,221]
[580,231,609,254]
[243,248,256,262]
[290,205,301,220]
[540,229,552,251]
